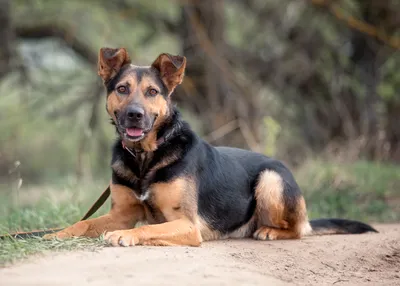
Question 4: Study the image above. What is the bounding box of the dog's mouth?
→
[113,110,158,143]
[123,127,147,142]
[118,114,158,142]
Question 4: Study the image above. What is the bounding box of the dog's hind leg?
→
[253,170,311,240]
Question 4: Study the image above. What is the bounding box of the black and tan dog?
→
[44,48,377,246]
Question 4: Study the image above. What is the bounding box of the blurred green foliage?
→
[378,56,400,102]
[297,160,400,222]
[263,116,281,157]
[1,0,399,186]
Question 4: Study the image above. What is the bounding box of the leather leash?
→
[0,185,111,240]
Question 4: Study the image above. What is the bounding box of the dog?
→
[44,48,377,246]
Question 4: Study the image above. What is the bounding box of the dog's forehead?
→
[117,65,160,83]
[107,64,164,93]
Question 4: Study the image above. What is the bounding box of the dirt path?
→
[1,224,399,285]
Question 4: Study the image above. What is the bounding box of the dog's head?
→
[98,48,186,151]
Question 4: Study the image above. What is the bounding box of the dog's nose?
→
[126,106,144,121]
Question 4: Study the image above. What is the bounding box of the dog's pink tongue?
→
[126,128,143,137]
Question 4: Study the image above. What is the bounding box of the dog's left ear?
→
[151,53,186,94]
[98,47,131,82]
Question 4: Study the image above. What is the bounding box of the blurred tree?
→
[0,0,13,79]
[1,0,399,185]
[229,0,399,162]
[348,0,399,160]
[176,0,262,150]
[0,0,15,185]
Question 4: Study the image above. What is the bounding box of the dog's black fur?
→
[111,107,377,236]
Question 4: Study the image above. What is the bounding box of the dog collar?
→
[121,135,167,158]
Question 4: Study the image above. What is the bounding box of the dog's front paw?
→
[104,230,139,247]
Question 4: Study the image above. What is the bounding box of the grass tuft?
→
[0,236,107,267]
[0,181,109,266]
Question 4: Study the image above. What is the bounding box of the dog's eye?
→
[116,86,128,94]
[148,88,158,96]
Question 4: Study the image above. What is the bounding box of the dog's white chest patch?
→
[138,189,150,202]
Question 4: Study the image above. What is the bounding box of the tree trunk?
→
[178,0,260,150]
[0,0,13,79]
[386,101,400,163]
[0,0,14,185]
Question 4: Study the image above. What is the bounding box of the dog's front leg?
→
[104,218,202,247]
[43,207,144,239]
[43,183,145,239]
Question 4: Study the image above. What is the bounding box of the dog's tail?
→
[307,218,378,235]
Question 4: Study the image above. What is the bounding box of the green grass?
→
[297,160,400,222]
[0,180,110,266]
[1,160,400,266]
[0,236,107,266]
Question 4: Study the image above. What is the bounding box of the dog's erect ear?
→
[151,53,186,94]
[98,48,131,82]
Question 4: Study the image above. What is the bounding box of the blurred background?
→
[0,0,399,227]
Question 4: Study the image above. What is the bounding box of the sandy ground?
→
[1,224,399,286]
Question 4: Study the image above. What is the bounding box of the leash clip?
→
[122,141,137,158]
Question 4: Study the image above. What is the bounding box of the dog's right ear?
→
[98,48,131,82]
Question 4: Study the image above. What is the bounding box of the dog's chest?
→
[111,155,158,200]
[111,151,187,223]
[134,187,151,202]
[136,186,168,223]
[112,162,166,221]
[121,175,153,202]
[113,150,150,177]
